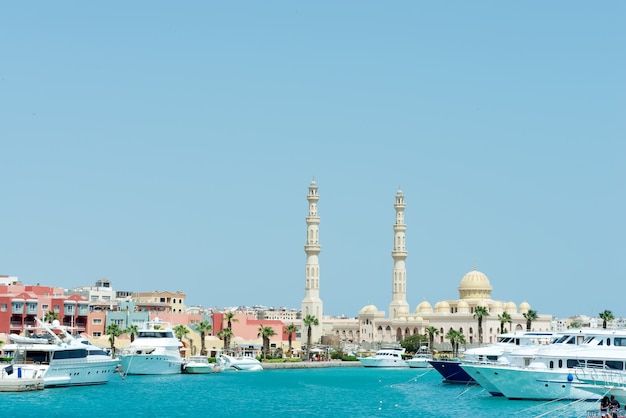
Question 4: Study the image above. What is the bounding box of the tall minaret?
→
[389,188,409,318]
[301,178,323,344]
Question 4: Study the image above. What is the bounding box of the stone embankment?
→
[261,360,362,370]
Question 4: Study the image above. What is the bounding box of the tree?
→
[222,312,238,352]
[217,328,233,353]
[257,325,276,360]
[425,326,439,355]
[44,310,59,323]
[523,310,538,331]
[125,325,138,343]
[302,315,319,361]
[400,334,428,353]
[173,325,189,341]
[105,323,122,356]
[195,321,212,356]
[497,312,512,334]
[569,321,582,329]
[473,306,489,344]
[445,329,465,358]
[284,323,298,358]
[599,310,615,329]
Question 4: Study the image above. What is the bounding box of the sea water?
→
[0,367,602,417]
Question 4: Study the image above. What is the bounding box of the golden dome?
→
[458,268,493,300]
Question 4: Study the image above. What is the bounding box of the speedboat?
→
[405,346,433,369]
[1,318,119,387]
[119,318,184,375]
[183,356,222,374]
[216,354,263,371]
[358,347,408,368]
[460,329,626,401]
[430,331,554,392]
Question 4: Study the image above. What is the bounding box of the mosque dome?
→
[504,301,517,313]
[519,301,531,314]
[458,268,493,300]
[359,304,378,314]
[457,300,470,314]
[397,306,410,316]
[490,300,504,314]
[415,301,433,314]
[434,300,450,314]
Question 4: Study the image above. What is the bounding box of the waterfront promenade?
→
[261,360,362,369]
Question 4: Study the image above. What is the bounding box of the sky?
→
[1,2,624,320]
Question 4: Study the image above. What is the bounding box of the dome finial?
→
[474,264,477,271]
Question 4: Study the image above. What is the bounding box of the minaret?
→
[389,188,409,318]
[301,178,323,344]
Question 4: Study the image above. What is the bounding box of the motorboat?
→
[430,331,554,393]
[460,329,626,401]
[216,354,263,371]
[0,364,44,392]
[183,356,222,374]
[358,347,408,368]
[1,319,119,387]
[119,318,184,375]
[405,346,433,369]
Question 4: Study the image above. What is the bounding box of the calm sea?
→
[1,367,601,417]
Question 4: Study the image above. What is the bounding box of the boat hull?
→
[429,360,475,384]
[460,364,597,400]
[120,355,183,375]
[358,357,408,368]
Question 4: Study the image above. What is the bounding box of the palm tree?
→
[445,329,459,358]
[257,325,276,360]
[173,324,189,341]
[497,312,512,334]
[302,315,319,361]
[284,323,298,358]
[599,310,615,329]
[43,310,59,323]
[454,331,467,358]
[105,323,122,356]
[125,325,138,343]
[195,321,212,356]
[223,312,238,351]
[523,310,538,331]
[425,326,439,355]
[473,306,489,344]
[217,328,233,354]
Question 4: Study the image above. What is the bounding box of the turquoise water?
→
[1,367,602,417]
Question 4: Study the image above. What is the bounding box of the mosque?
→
[300,179,552,350]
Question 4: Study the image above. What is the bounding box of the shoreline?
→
[260,360,363,369]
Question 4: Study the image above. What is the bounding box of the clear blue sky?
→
[1,2,624,319]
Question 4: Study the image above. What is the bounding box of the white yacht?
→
[405,346,433,369]
[460,329,626,401]
[358,347,408,368]
[1,319,119,387]
[119,318,184,375]
[216,354,263,371]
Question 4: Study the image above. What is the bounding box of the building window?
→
[53,305,60,313]
[92,318,102,325]
[92,332,102,337]
[1,304,6,312]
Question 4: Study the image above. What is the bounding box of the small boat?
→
[183,356,222,374]
[358,347,408,368]
[405,346,433,369]
[216,354,263,371]
[0,364,44,392]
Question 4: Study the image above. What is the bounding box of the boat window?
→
[567,359,585,368]
[549,361,554,369]
[615,338,626,347]
[554,335,571,344]
[606,338,611,346]
[583,336,597,344]
[606,360,623,370]
[566,336,576,344]
[558,359,563,368]
[53,349,88,360]
[587,359,604,369]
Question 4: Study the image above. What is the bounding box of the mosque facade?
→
[302,180,552,351]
